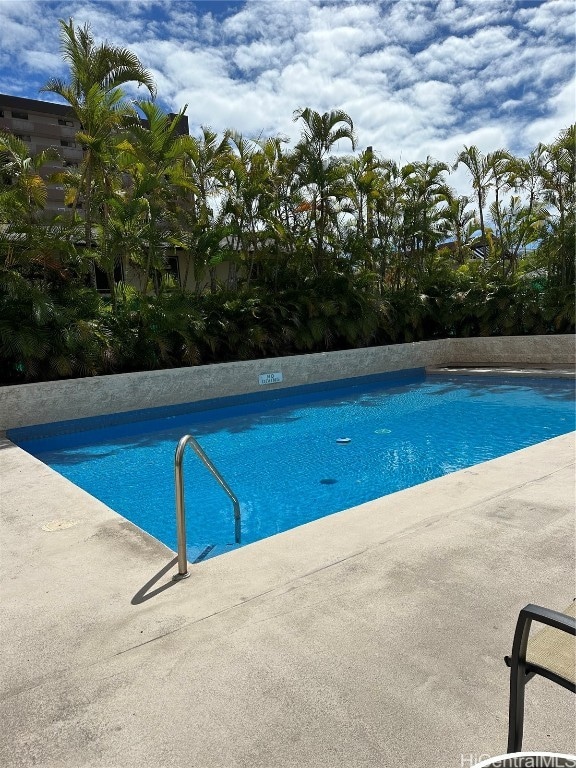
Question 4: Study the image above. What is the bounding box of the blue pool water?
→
[11,371,575,561]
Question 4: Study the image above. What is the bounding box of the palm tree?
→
[293,108,356,274]
[438,191,477,265]
[221,132,270,288]
[343,147,382,270]
[0,132,60,220]
[453,145,492,250]
[513,143,547,219]
[293,108,355,156]
[0,131,68,280]
[221,132,300,290]
[537,125,575,287]
[177,126,233,292]
[43,18,156,101]
[117,101,193,295]
[540,125,575,227]
[485,149,515,262]
[400,157,450,282]
[489,195,547,275]
[251,136,302,287]
[370,158,404,290]
[41,18,156,288]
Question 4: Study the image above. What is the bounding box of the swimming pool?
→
[11,370,575,561]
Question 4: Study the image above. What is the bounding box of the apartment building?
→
[0,93,190,213]
[0,93,210,290]
[0,93,85,215]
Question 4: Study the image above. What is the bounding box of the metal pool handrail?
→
[173,434,241,581]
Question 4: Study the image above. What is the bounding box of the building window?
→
[166,254,180,282]
[153,253,180,289]
[60,139,77,148]
[63,160,78,168]
[58,118,74,126]
[12,110,29,120]
[15,134,31,142]
[0,110,4,117]
[94,262,124,291]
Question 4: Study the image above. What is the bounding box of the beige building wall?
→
[121,254,234,293]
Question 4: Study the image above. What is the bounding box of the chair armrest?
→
[518,603,576,635]
[505,602,576,685]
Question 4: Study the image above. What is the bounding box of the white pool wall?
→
[1,335,574,432]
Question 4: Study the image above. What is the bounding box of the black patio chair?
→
[505,601,576,753]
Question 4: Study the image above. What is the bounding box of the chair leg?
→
[507,661,526,752]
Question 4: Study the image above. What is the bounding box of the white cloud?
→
[518,0,575,36]
[233,39,294,74]
[416,27,520,78]
[1,20,36,51]
[21,50,63,74]
[383,0,438,44]
[523,76,576,149]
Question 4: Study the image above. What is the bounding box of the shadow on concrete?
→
[131,556,181,605]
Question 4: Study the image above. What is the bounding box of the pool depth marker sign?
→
[258,372,283,385]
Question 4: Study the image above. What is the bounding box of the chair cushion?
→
[526,601,576,684]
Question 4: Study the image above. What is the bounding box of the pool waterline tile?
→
[8,368,424,442]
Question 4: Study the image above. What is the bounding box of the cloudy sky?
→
[0,0,574,179]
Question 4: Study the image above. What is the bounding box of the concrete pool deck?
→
[1,432,575,767]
